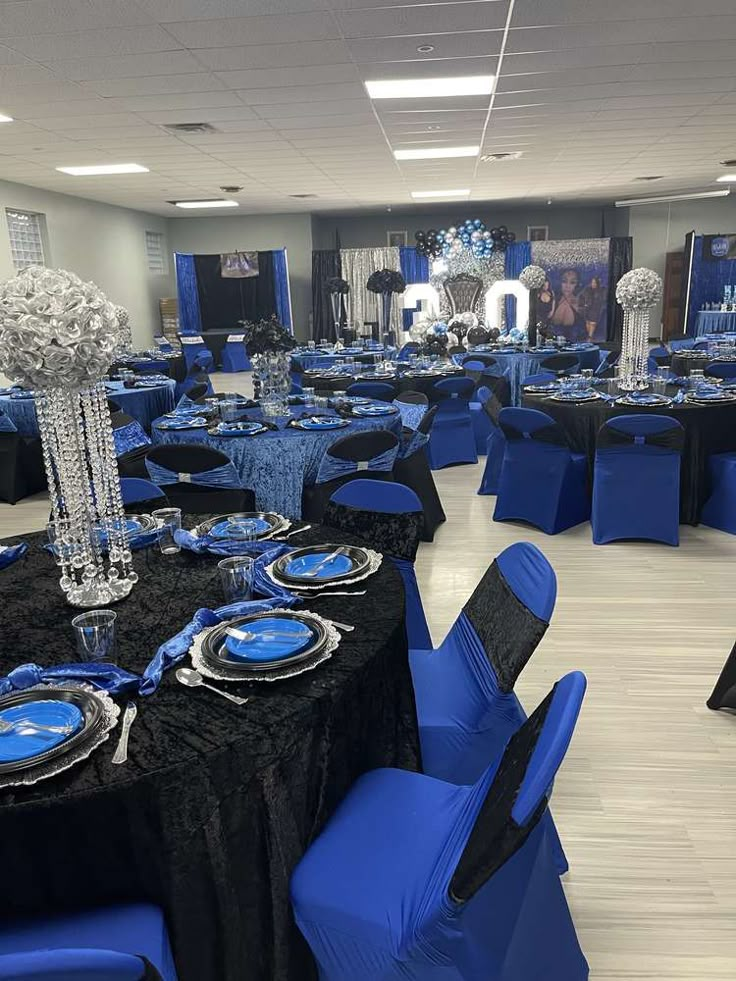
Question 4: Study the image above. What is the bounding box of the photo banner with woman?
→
[530,238,612,343]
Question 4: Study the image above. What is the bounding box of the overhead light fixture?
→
[395,145,479,161]
[365,75,494,100]
[56,163,149,176]
[716,174,736,182]
[0,113,13,123]
[615,189,730,207]
[416,44,435,53]
[411,189,470,199]
[171,199,238,209]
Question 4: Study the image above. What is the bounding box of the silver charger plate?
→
[267,544,382,591]
[549,391,600,402]
[193,511,290,541]
[0,682,120,788]
[155,417,208,430]
[190,610,341,683]
[615,393,673,407]
[208,421,268,437]
[685,391,736,404]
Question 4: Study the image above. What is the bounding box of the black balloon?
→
[466,325,490,346]
[490,227,500,239]
[506,231,516,242]
[498,225,507,234]
[415,230,426,242]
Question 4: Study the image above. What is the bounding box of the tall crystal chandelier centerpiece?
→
[616,267,663,392]
[0,266,137,607]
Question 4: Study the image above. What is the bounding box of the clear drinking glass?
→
[153,507,181,555]
[653,377,667,396]
[47,518,73,566]
[302,386,316,407]
[72,609,117,662]
[218,556,255,603]
[607,376,619,397]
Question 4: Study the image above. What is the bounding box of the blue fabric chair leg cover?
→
[0,903,177,980]
[477,426,505,495]
[494,442,590,534]
[469,402,493,455]
[700,452,736,535]
[428,405,478,470]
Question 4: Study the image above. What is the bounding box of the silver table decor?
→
[0,265,137,607]
[616,267,663,392]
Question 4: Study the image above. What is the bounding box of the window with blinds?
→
[145,230,168,274]
[5,209,46,271]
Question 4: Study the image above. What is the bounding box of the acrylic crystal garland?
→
[616,267,663,391]
[0,265,136,607]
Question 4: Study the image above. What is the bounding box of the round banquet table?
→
[303,364,463,397]
[694,310,736,336]
[670,350,736,378]
[458,343,601,405]
[292,346,396,371]
[522,387,736,524]
[0,523,419,981]
[151,404,404,518]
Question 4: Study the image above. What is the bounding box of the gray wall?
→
[0,180,173,349]
[168,213,313,340]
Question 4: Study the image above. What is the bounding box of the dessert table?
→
[0,523,419,981]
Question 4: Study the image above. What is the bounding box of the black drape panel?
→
[311,250,342,342]
[194,252,277,331]
[606,236,633,343]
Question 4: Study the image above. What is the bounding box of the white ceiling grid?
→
[0,0,733,214]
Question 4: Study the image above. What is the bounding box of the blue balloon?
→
[473,218,482,228]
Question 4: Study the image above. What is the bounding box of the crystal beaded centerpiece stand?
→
[254,352,290,417]
[616,267,663,393]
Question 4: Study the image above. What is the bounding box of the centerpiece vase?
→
[329,293,342,341]
[253,351,291,417]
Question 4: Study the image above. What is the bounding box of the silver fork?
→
[303,547,348,578]
[0,719,73,736]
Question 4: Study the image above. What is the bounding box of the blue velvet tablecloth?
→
[694,311,736,336]
[151,405,404,517]
[455,344,601,404]
[105,380,176,429]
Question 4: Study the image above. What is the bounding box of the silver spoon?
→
[176,668,249,706]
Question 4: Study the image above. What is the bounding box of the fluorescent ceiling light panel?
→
[56,163,149,176]
[394,146,479,160]
[615,189,730,207]
[173,199,238,209]
[716,174,736,182]
[0,114,13,123]
[366,76,494,100]
[411,189,470,199]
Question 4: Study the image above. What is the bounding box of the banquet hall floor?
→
[1,371,735,981]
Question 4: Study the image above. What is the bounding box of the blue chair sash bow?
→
[316,444,399,484]
[146,459,242,490]
[113,421,152,457]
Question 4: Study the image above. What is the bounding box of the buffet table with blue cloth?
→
[522,387,736,523]
[0,524,419,981]
[694,310,736,336]
[151,406,404,517]
[104,381,176,430]
[455,344,601,405]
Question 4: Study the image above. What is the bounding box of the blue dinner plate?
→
[283,551,354,580]
[352,404,397,416]
[210,517,272,539]
[0,700,84,764]
[224,617,316,664]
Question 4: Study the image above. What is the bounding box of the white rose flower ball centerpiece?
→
[0,265,137,607]
[615,267,663,391]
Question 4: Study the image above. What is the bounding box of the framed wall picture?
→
[387,230,408,247]
[527,225,549,242]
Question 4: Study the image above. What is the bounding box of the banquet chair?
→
[325,480,431,650]
[302,430,399,522]
[700,450,736,535]
[181,338,214,373]
[467,370,510,455]
[396,341,420,361]
[449,344,466,357]
[540,353,580,377]
[107,398,122,414]
[145,444,254,515]
[592,415,684,546]
[476,385,506,495]
[291,672,589,981]
[392,405,446,541]
[0,902,177,980]
[594,349,620,377]
[175,353,213,401]
[461,353,500,370]
[494,408,590,535]
[176,384,209,407]
[444,273,483,318]
[346,381,395,401]
[692,340,710,350]
[221,337,251,373]
[521,371,557,389]
[120,477,168,511]
[427,377,478,469]
[112,412,153,479]
[392,390,428,429]
[705,361,736,379]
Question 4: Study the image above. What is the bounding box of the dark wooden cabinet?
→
[662,250,685,340]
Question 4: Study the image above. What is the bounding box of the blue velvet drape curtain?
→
[174,253,202,335]
[399,246,430,329]
[272,249,293,330]
[504,241,532,329]
[685,236,736,336]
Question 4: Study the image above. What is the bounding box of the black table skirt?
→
[0,526,419,981]
[522,391,736,524]
[671,352,714,377]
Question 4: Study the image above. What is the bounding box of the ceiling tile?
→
[336,2,508,38]
[46,50,205,82]
[164,12,338,48]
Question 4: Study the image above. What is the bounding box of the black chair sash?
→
[450,686,555,903]
[499,418,568,448]
[141,957,164,980]
[540,354,579,374]
[597,425,685,453]
[479,377,510,427]
[323,501,422,562]
[463,560,549,694]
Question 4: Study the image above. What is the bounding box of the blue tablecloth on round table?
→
[455,344,601,404]
[151,405,403,517]
[694,311,736,336]
[105,380,176,429]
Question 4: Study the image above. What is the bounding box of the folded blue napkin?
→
[0,543,28,570]
[0,660,140,698]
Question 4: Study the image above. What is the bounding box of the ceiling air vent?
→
[163,122,218,134]
[635,175,664,181]
[480,151,523,162]
[290,193,317,198]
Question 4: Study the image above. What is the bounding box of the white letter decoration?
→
[485,280,530,337]
[403,284,441,320]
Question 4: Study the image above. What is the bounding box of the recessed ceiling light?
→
[56,163,149,176]
[171,199,239,209]
[615,189,730,207]
[416,44,435,53]
[365,75,494,100]
[411,189,470,199]
[0,113,13,123]
[395,145,479,161]
[426,125,441,131]
[716,174,736,182]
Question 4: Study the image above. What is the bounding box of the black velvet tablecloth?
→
[522,390,736,524]
[670,351,715,377]
[0,525,419,981]
[304,366,462,397]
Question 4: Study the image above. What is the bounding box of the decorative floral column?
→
[519,264,547,347]
[616,268,663,391]
[241,315,296,417]
[366,269,406,343]
[0,266,135,607]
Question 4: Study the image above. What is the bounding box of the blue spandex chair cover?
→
[705,361,736,379]
[347,381,395,401]
[221,337,252,372]
[494,407,590,534]
[592,414,684,546]
[428,377,477,470]
[120,477,167,506]
[291,673,589,981]
[476,385,506,495]
[0,903,177,980]
[326,480,431,650]
[397,342,420,361]
[180,338,214,373]
[521,371,556,388]
[701,451,736,534]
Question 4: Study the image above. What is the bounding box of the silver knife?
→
[111,701,137,765]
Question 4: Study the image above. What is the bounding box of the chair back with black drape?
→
[396,341,420,361]
[476,384,506,495]
[540,353,580,377]
[111,412,152,479]
[494,407,590,534]
[291,671,588,981]
[0,411,45,505]
[312,250,343,343]
[346,381,395,401]
[427,377,477,469]
[521,371,557,389]
[145,444,254,515]
[107,398,122,414]
[594,348,620,377]
[592,414,684,546]
[325,479,431,650]
[392,404,445,541]
[646,345,672,375]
